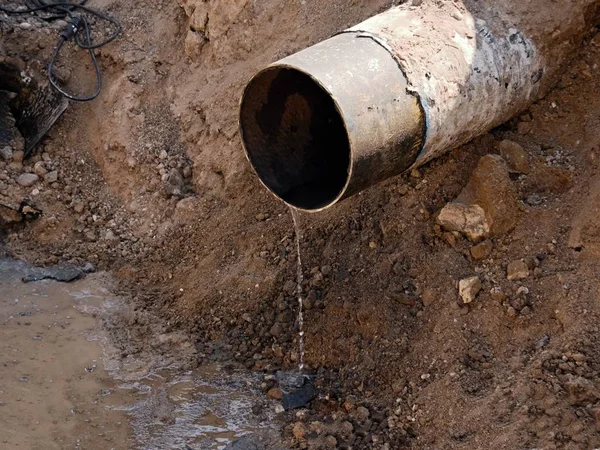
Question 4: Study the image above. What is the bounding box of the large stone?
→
[458,155,520,237]
[507,260,529,280]
[17,173,39,187]
[498,139,530,174]
[282,377,317,410]
[459,276,482,303]
[437,203,489,242]
[437,155,519,240]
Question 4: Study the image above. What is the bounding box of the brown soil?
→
[2,0,600,449]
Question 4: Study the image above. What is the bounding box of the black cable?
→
[0,1,121,101]
[49,15,102,101]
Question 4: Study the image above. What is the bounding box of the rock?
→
[17,173,39,187]
[392,260,406,275]
[354,406,370,421]
[458,155,520,237]
[0,204,23,225]
[269,323,282,337]
[459,276,482,303]
[267,387,283,400]
[525,193,542,206]
[340,421,354,436]
[33,161,47,177]
[13,150,24,163]
[563,375,600,406]
[421,289,436,307]
[224,437,263,450]
[507,260,529,280]
[509,294,530,311]
[293,422,309,440]
[73,202,85,214]
[22,263,86,283]
[498,140,530,174]
[437,156,519,240]
[520,112,532,122]
[282,376,317,410]
[302,295,314,310]
[104,230,118,241]
[164,169,185,198]
[451,9,463,20]
[437,203,489,242]
[283,280,297,295]
[470,240,493,260]
[321,265,332,276]
[324,436,338,447]
[517,121,533,135]
[0,146,13,160]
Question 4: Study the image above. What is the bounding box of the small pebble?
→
[17,173,39,187]
[507,260,529,280]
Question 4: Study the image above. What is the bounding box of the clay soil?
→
[2,0,600,449]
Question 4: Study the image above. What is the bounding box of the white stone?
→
[437,203,489,242]
[459,276,482,303]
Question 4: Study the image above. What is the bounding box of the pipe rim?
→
[239,63,354,212]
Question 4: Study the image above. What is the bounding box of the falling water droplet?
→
[290,207,305,372]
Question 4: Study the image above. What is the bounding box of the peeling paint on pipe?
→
[240,0,598,211]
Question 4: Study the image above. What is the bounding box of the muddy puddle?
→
[0,259,279,450]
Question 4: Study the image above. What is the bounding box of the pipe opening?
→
[240,66,350,211]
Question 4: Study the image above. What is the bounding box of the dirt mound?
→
[2,0,600,448]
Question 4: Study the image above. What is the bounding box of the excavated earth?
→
[2,0,600,449]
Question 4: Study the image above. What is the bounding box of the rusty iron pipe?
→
[240,0,598,211]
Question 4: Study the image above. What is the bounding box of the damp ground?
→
[0,259,280,450]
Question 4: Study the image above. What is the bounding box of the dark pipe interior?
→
[240,67,350,210]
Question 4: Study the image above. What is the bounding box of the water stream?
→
[290,207,305,371]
